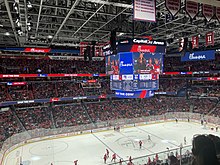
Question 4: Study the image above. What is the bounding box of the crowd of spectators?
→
[0,110,23,146]
[0,55,220,74]
[163,56,220,72]
[53,104,91,128]
[1,77,218,104]
[0,58,105,74]
[159,79,186,92]
[15,107,52,130]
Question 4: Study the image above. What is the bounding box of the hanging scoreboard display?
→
[106,38,166,98]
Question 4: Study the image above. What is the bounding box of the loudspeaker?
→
[183,38,188,50]
[110,29,116,52]
[84,49,87,61]
[86,46,92,61]
[91,41,96,57]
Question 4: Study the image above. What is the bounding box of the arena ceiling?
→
[0,0,220,52]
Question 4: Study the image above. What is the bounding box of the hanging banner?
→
[165,0,181,16]
[206,31,214,46]
[80,42,89,56]
[192,35,199,49]
[133,0,156,22]
[216,7,220,22]
[185,0,199,19]
[203,4,214,21]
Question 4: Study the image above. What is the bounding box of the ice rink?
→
[3,121,220,165]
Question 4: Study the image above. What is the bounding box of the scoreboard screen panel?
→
[110,74,159,91]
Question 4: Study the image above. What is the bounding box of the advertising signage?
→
[181,50,215,62]
[118,38,166,53]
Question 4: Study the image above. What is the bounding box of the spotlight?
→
[5,32,10,36]
[27,1,32,8]
[27,26,31,31]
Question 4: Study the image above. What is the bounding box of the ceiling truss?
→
[0,0,219,52]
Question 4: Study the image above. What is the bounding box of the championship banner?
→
[165,0,181,16]
[134,0,156,22]
[203,4,214,21]
[216,7,220,22]
[192,35,199,49]
[185,0,199,19]
[206,31,214,46]
[179,38,184,52]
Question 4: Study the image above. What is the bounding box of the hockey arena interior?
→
[1,0,220,165]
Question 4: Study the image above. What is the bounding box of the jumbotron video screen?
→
[105,38,166,98]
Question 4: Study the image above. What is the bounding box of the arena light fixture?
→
[5,32,10,36]
[27,1,32,8]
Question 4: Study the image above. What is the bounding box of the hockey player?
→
[129,156,132,163]
[104,154,107,164]
[155,153,158,162]
[119,159,123,165]
[139,140,143,149]
[148,135,151,141]
[106,149,109,158]
[184,137,186,145]
[74,160,78,165]
[147,157,151,165]
[111,153,117,162]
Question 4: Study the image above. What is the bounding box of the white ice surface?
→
[3,121,220,165]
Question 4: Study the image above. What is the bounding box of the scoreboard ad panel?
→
[110,74,159,91]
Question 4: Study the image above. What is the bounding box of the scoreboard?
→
[105,38,166,98]
[110,74,159,91]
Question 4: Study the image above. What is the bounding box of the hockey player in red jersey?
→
[106,149,109,158]
[127,162,133,165]
[111,153,117,162]
[73,160,78,165]
[104,154,107,164]
[147,157,151,165]
[155,153,158,161]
